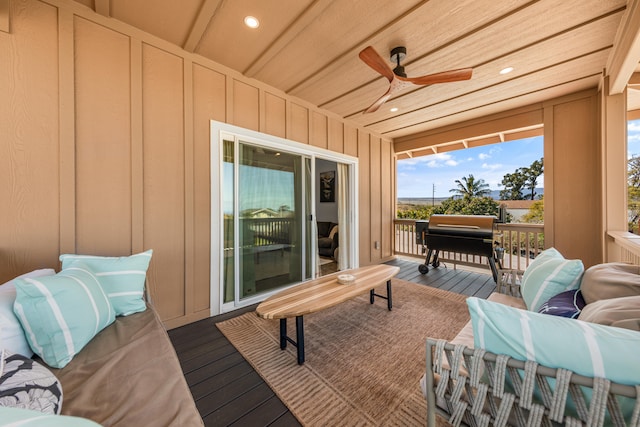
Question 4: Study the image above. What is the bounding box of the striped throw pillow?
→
[467,296,640,386]
[521,247,584,312]
[13,262,115,368]
[59,250,153,316]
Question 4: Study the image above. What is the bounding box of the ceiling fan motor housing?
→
[390,46,407,77]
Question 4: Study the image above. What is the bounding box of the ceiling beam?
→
[243,0,334,77]
[94,0,110,17]
[628,71,640,87]
[183,0,223,53]
[0,0,9,33]
[607,0,640,94]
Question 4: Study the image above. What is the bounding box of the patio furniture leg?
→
[296,315,304,364]
[279,318,287,350]
[279,316,306,364]
[369,280,393,311]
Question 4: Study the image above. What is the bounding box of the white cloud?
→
[628,121,640,132]
[482,162,503,171]
[401,152,459,168]
[478,153,490,160]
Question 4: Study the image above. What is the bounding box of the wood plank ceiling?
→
[76,0,629,151]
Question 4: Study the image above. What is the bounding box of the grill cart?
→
[416,215,503,282]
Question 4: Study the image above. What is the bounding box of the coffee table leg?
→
[387,279,392,310]
[278,316,306,364]
[369,280,393,311]
[296,315,305,365]
[280,318,287,350]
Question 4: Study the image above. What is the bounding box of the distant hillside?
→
[488,187,544,200]
[398,188,543,205]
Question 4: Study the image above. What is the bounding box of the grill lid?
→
[427,214,495,238]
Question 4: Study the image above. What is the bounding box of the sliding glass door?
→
[213,121,358,315]
[222,138,312,306]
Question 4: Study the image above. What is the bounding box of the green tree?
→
[628,156,640,233]
[397,204,437,219]
[522,197,544,223]
[499,171,526,200]
[436,196,501,216]
[524,158,544,200]
[449,174,491,200]
[499,158,544,200]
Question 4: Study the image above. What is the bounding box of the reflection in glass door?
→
[223,139,312,304]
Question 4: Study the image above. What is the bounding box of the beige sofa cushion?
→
[580,262,640,304]
[578,295,640,331]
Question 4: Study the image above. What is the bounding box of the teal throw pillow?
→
[59,250,152,316]
[13,262,115,368]
[520,247,583,312]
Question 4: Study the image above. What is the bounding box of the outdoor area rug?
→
[216,278,471,426]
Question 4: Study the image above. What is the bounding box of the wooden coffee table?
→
[256,264,400,364]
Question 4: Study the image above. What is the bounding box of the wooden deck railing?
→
[394,219,544,272]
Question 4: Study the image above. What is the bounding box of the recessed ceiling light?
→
[244,16,259,29]
[500,66,514,75]
[390,107,399,112]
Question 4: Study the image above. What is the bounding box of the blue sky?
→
[628,119,640,158]
[397,136,544,198]
[397,119,640,198]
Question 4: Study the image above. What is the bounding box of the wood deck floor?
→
[167,257,496,426]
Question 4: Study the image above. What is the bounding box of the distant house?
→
[247,208,280,218]
[498,200,535,222]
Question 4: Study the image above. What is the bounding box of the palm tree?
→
[450,174,491,200]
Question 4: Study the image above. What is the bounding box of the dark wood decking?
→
[167,257,495,426]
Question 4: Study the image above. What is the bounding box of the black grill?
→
[416,214,502,282]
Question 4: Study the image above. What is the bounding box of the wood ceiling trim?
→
[629,71,640,86]
[0,0,9,33]
[388,78,598,139]
[386,73,600,138]
[314,3,624,114]
[628,109,640,120]
[94,0,110,17]
[282,0,433,94]
[396,126,542,159]
[369,49,608,136]
[360,48,607,126]
[338,10,621,120]
[243,0,334,77]
[183,0,223,53]
[607,0,640,94]
[289,0,535,99]
[394,109,542,154]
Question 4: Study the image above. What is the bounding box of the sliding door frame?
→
[210,121,359,315]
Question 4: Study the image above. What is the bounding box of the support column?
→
[0,0,9,33]
[600,75,628,262]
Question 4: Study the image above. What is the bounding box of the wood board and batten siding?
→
[0,0,395,329]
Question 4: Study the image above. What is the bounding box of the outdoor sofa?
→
[0,252,203,426]
[422,249,640,426]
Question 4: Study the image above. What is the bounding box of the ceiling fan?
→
[358,46,473,113]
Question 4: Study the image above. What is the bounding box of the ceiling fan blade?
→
[359,46,395,82]
[403,68,473,85]
[363,88,393,113]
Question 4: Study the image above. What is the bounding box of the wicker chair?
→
[425,270,640,427]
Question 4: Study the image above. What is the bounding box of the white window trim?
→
[210,121,359,316]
